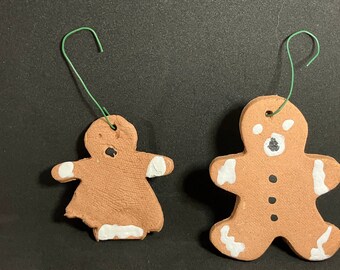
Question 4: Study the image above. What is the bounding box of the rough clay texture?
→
[51,115,174,240]
[209,95,340,261]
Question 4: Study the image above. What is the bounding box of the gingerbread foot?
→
[287,223,340,261]
[210,217,273,261]
[209,96,340,260]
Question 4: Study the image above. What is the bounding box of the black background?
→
[0,1,339,269]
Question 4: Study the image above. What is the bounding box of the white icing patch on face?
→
[58,162,74,178]
[98,224,144,240]
[217,159,236,185]
[313,159,329,196]
[310,226,332,261]
[146,156,166,178]
[252,124,263,135]
[264,133,285,157]
[220,225,245,258]
[282,119,294,131]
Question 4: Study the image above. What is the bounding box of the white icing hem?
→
[98,224,144,240]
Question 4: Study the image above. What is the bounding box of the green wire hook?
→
[61,26,116,130]
[267,30,320,117]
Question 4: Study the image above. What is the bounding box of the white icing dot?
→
[252,124,263,135]
[282,119,294,131]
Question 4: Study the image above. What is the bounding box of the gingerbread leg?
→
[286,222,340,261]
[210,217,274,261]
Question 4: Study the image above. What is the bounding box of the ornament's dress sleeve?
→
[51,159,89,183]
[136,152,174,178]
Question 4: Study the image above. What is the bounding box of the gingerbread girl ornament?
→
[52,27,174,240]
[52,115,174,240]
[209,31,339,260]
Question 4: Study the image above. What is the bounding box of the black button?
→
[269,175,277,183]
[268,197,276,204]
[271,214,278,221]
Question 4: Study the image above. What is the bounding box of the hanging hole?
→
[265,110,273,117]
[111,124,117,131]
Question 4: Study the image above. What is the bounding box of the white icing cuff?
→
[217,159,236,185]
[146,156,166,178]
[313,159,329,196]
[58,162,74,178]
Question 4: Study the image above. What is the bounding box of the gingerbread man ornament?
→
[210,96,339,261]
[52,115,174,240]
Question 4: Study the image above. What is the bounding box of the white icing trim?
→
[310,226,332,260]
[146,156,166,178]
[58,162,74,178]
[217,159,236,185]
[282,119,294,131]
[98,224,144,240]
[252,124,263,135]
[313,159,329,196]
[263,133,285,157]
[220,225,245,258]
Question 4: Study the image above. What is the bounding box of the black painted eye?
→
[105,147,117,157]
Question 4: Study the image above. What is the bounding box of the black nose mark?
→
[105,147,117,157]
[268,138,280,152]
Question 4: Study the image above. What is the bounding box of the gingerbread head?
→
[210,95,339,261]
[84,115,138,157]
[52,115,174,240]
[240,96,308,157]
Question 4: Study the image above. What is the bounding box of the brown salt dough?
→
[209,95,339,261]
[51,115,174,240]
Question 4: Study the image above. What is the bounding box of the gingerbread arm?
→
[136,152,174,178]
[210,153,245,193]
[307,154,339,196]
[51,159,89,183]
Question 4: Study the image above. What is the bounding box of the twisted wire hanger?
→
[267,30,320,117]
[61,26,116,130]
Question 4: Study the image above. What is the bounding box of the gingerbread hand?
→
[51,115,174,241]
[51,160,89,183]
[143,154,174,178]
[210,153,245,194]
[308,154,340,196]
[209,96,340,261]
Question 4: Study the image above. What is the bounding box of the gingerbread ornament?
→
[52,115,174,240]
[209,31,339,260]
[209,96,339,260]
[52,27,174,240]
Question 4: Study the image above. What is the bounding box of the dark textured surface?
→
[0,1,339,269]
